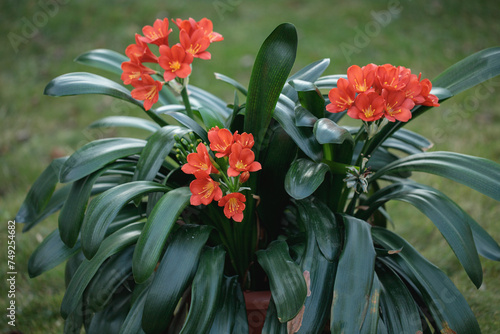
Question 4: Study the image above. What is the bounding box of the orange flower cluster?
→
[121,18,223,110]
[181,127,261,222]
[326,64,439,123]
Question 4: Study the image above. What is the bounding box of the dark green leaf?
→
[208,276,246,334]
[372,227,481,333]
[331,215,376,333]
[133,126,189,182]
[258,126,297,239]
[28,228,81,278]
[282,58,330,100]
[22,185,72,232]
[359,182,483,288]
[81,181,168,259]
[256,240,307,322]
[88,116,161,133]
[16,157,66,226]
[132,187,191,284]
[61,222,144,319]
[313,117,354,146]
[295,197,341,261]
[314,74,346,90]
[59,161,135,247]
[262,299,287,334]
[391,128,433,151]
[59,138,146,183]
[433,47,500,95]
[285,159,329,200]
[294,105,318,127]
[360,273,381,333]
[372,151,500,201]
[142,225,212,333]
[85,247,134,312]
[295,199,339,333]
[179,246,226,334]
[156,110,208,143]
[214,72,248,96]
[87,289,130,334]
[75,49,128,75]
[119,280,150,334]
[44,72,143,108]
[245,23,298,154]
[289,79,326,118]
[274,96,322,161]
[188,85,232,119]
[195,106,226,129]
[380,138,424,155]
[376,262,422,334]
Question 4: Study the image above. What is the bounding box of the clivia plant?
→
[17,16,500,333]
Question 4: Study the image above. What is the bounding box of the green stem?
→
[321,160,358,175]
[180,86,194,120]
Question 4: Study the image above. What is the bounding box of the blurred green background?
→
[1,0,499,332]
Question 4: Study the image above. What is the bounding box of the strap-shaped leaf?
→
[156,109,208,143]
[59,138,146,183]
[21,185,71,232]
[314,74,347,90]
[245,23,297,155]
[376,262,422,334]
[195,106,226,129]
[28,228,81,278]
[390,128,433,151]
[44,72,142,107]
[274,96,322,161]
[380,138,424,155]
[360,273,381,333]
[295,199,339,333]
[75,49,128,75]
[88,116,161,133]
[285,159,329,200]
[371,151,500,201]
[331,215,376,333]
[179,246,226,334]
[295,197,341,261]
[295,105,318,127]
[188,85,232,119]
[81,181,169,259]
[59,161,135,247]
[61,222,144,319]
[214,73,248,96]
[433,47,500,95]
[119,280,151,334]
[87,289,131,333]
[373,227,481,333]
[44,72,168,126]
[262,299,288,333]
[256,240,307,322]
[289,80,326,118]
[132,187,191,284]
[282,58,330,100]
[257,126,297,238]
[133,126,189,182]
[359,182,483,287]
[16,157,66,226]
[313,117,354,146]
[84,246,134,312]
[142,225,212,333]
[208,276,247,334]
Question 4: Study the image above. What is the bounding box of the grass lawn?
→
[1,0,499,332]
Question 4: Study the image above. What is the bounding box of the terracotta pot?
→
[244,290,272,334]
